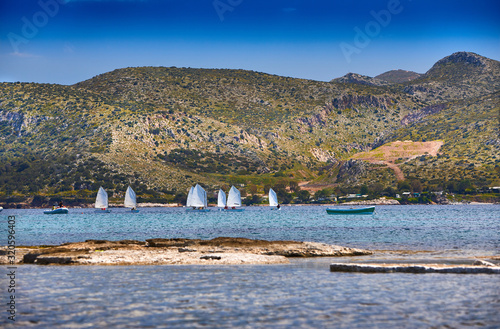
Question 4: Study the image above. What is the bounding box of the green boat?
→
[326,206,375,215]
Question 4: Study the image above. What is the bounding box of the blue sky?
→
[1,0,499,84]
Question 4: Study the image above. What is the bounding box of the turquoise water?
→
[1,205,499,328]
[2,205,499,254]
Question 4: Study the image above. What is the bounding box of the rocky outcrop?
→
[0,238,371,266]
[342,198,400,205]
[331,73,389,87]
[330,263,500,274]
[403,84,432,95]
[336,160,367,185]
[401,103,447,125]
[327,94,395,112]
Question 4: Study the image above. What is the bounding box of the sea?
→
[1,205,499,328]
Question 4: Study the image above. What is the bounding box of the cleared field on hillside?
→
[352,140,443,162]
[351,140,444,181]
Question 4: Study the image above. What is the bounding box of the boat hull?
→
[130,209,140,213]
[95,209,111,213]
[220,208,245,212]
[326,206,375,214]
[44,208,69,215]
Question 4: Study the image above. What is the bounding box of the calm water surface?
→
[1,205,499,328]
[2,205,500,254]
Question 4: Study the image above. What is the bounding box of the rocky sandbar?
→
[0,237,371,265]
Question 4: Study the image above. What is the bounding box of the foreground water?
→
[1,205,499,328]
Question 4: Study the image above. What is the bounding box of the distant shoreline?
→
[0,202,497,210]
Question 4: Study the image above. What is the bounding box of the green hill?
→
[0,52,499,206]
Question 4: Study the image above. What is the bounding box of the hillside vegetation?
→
[0,52,499,205]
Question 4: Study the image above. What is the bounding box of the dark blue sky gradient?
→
[1,0,499,84]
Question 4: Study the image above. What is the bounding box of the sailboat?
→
[217,189,227,210]
[124,186,139,213]
[95,186,111,213]
[223,186,245,212]
[269,188,281,210]
[186,184,210,212]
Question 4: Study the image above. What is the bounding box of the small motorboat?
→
[44,207,69,215]
[326,206,375,215]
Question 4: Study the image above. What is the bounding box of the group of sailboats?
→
[94,186,139,213]
[217,186,244,212]
[44,184,279,215]
[186,184,279,211]
[186,184,210,212]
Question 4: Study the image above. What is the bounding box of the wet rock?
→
[330,263,500,274]
[178,248,197,253]
[36,255,76,265]
[473,260,496,267]
[147,238,200,247]
[200,255,222,260]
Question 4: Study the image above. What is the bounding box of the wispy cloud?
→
[10,52,41,58]
[63,43,76,54]
[282,7,297,13]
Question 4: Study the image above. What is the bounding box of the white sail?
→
[217,189,227,208]
[202,185,208,208]
[227,186,241,207]
[95,187,109,209]
[269,188,278,207]
[186,186,195,207]
[124,186,137,208]
[188,184,206,208]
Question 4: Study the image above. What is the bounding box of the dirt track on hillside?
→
[351,140,444,181]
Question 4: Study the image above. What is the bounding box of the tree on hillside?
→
[457,179,473,194]
[289,181,300,193]
[314,188,334,202]
[244,194,261,206]
[296,190,311,203]
[359,185,369,195]
[398,181,411,192]
[411,180,423,193]
[247,184,258,195]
